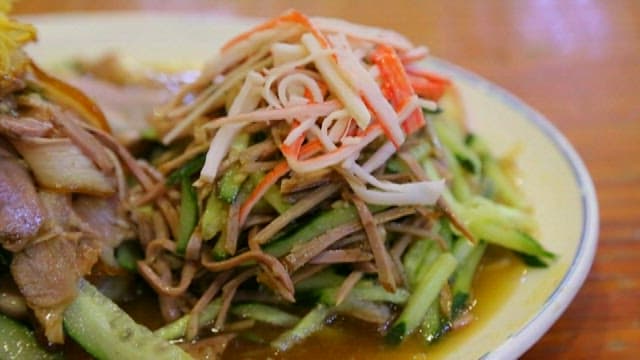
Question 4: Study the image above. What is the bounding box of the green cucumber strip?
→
[386,253,458,345]
[467,220,554,261]
[140,127,158,141]
[451,238,475,263]
[408,141,432,163]
[270,303,330,352]
[420,302,443,344]
[115,241,143,272]
[0,313,62,360]
[263,182,291,214]
[165,154,205,186]
[482,156,527,209]
[450,195,553,263]
[519,253,552,268]
[201,190,227,241]
[176,177,199,255]
[402,239,433,288]
[250,172,291,214]
[433,118,481,175]
[441,145,473,201]
[413,244,443,286]
[211,234,230,260]
[216,132,249,204]
[385,157,407,173]
[294,270,345,292]
[154,299,222,341]
[64,280,192,360]
[466,133,527,209]
[318,281,410,306]
[230,132,250,154]
[335,297,390,323]
[264,205,359,258]
[231,303,300,327]
[451,242,487,317]
[463,196,535,233]
[218,166,248,203]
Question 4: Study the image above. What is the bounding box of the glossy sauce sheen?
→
[60,247,525,359]
[222,247,526,360]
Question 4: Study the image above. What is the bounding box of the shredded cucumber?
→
[64,280,193,360]
[0,313,62,360]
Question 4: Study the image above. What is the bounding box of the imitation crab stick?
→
[222,9,330,52]
[371,44,425,135]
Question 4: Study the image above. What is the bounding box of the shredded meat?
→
[51,108,115,174]
[202,250,294,301]
[309,249,373,264]
[280,168,335,194]
[0,115,53,138]
[335,298,391,324]
[352,197,398,292]
[251,184,339,246]
[0,147,45,252]
[181,333,237,360]
[335,271,363,305]
[284,207,415,272]
[10,234,99,343]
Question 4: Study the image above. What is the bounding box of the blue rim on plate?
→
[426,58,599,359]
[20,12,599,359]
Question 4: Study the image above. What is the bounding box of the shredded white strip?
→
[349,162,434,194]
[320,109,350,150]
[262,50,331,109]
[350,180,445,206]
[203,100,341,130]
[277,72,323,106]
[162,56,272,144]
[301,33,372,129]
[362,141,395,172]
[335,94,417,169]
[313,17,414,51]
[229,71,265,115]
[399,46,429,62]
[417,97,439,112]
[322,110,349,140]
[271,42,309,67]
[329,33,405,146]
[308,124,337,151]
[200,25,301,83]
[286,126,382,173]
[286,144,360,173]
[199,72,264,182]
[283,117,316,146]
[396,95,421,123]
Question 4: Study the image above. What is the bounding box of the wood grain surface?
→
[13,1,640,358]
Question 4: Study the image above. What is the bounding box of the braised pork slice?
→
[74,195,133,267]
[10,234,99,343]
[0,146,45,252]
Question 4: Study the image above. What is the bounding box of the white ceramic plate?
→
[20,12,598,360]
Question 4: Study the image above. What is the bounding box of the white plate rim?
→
[17,11,600,359]
[426,58,599,359]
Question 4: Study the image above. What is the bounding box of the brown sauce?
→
[221,246,525,359]
[60,246,525,359]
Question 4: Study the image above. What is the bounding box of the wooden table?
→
[14,1,640,358]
